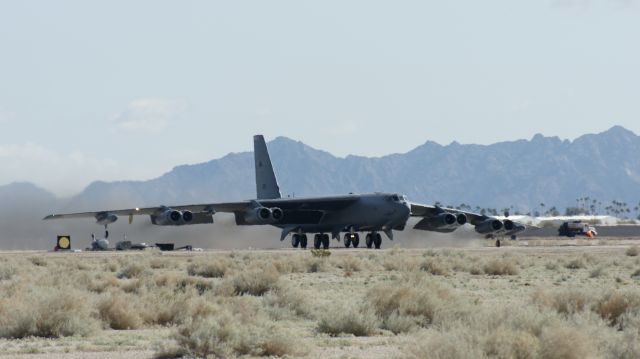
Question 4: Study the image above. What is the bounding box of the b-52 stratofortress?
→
[44,135,522,248]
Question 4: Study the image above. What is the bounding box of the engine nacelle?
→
[271,207,284,221]
[95,212,118,226]
[429,213,457,228]
[474,218,504,234]
[153,209,183,225]
[503,219,514,231]
[456,213,467,225]
[241,207,284,225]
[182,210,194,223]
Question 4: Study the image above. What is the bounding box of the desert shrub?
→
[97,292,143,329]
[403,330,483,359]
[594,291,640,327]
[149,257,170,269]
[172,307,301,358]
[231,265,280,296]
[531,289,590,315]
[118,262,147,279]
[545,262,558,270]
[174,314,237,358]
[336,255,363,272]
[590,267,605,278]
[603,331,640,359]
[264,283,313,319]
[367,279,464,333]
[176,276,214,295]
[187,259,231,278]
[305,258,329,273]
[483,258,519,275]
[626,246,640,257]
[539,325,593,359]
[0,263,16,280]
[383,311,419,334]
[317,302,379,336]
[420,257,449,275]
[29,256,47,267]
[0,287,98,338]
[483,328,541,359]
[564,258,585,270]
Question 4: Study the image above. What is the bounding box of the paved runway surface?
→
[520,225,640,238]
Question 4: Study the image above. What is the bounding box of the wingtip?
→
[43,214,57,220]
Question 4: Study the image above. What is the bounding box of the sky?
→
[0,0,639,196]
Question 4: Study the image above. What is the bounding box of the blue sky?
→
[1,1,639,195]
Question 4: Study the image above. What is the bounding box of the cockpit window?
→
[392,195,399,201]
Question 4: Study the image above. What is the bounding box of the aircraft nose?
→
[399,202,411,219]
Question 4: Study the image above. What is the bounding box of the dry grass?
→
[230,264,280,296]
[627,245,640,256]
[187,258,231,278]
[483,257,519,275]
[317,302,380,336]
[2,245,640,357]
[0,286,98,338]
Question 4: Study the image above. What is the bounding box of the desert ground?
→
[2,238,640,358]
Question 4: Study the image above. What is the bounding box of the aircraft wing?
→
[42,201,251,220]
[409,202,488,225]
[43,196,358,221]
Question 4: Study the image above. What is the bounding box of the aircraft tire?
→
[374,233,382,249]
[300,235,308,249]
[495,239,501,247]
[511,235,517,241]
[292,235,300,248]
[344,234,352,248]
[314,234,321,249]
[365,233,373,249]
[322,234,330,249]
[352,234,360,248]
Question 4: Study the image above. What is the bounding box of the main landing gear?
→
[313,234,330,249]
[365,232,382,249]
[291,231,383,250]
[291,234,308,249]
[344,233,360,248]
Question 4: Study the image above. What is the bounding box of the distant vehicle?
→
[558,221,597,238]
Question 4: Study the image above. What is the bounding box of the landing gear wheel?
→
[352,233,360,248]
[291,234,300,248]
[314,234,322,249]
[300,234,308,249]
[322,234,330,249]
[510,235,517,241]
[344,233,352,248]
[365,233,373,249]
[495,239,501,247]
[373,232,382,249]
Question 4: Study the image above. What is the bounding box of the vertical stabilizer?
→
[254,135,281,199]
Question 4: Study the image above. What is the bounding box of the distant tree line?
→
[434,198,640,219]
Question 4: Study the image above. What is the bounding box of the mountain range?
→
[1,126,639,249]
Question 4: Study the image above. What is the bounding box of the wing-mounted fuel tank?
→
[414,212,467,233]
[474,218,504,234]
[235,207,284,225]
[151,208,213,226]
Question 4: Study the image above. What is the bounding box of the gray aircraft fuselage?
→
[268,193,411,235]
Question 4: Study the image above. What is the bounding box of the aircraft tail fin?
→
[254,135,281,199]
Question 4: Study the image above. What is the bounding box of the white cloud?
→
[0,143,120,197]
[111,98,187,133]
